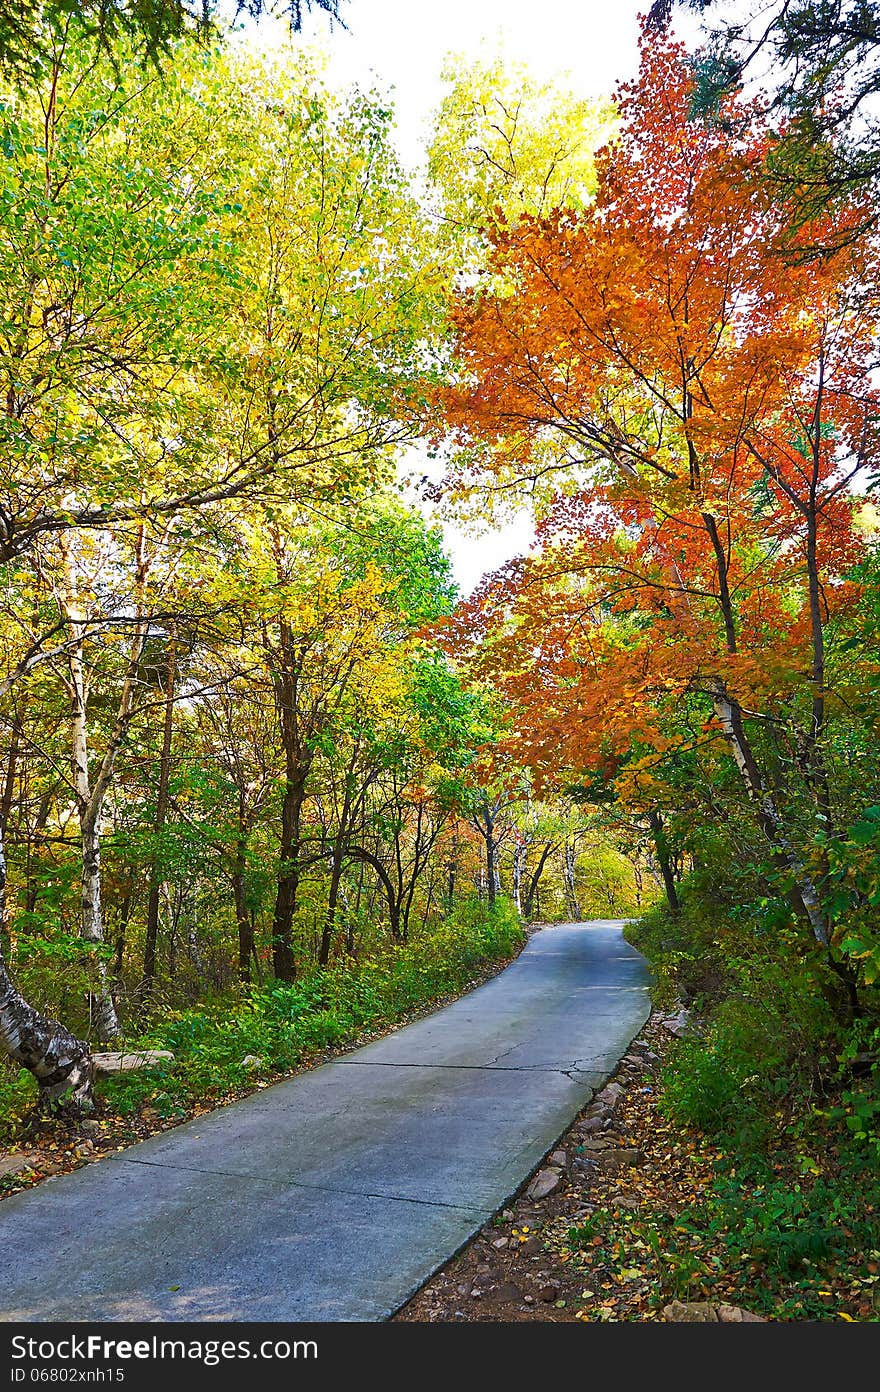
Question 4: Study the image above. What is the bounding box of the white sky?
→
[294,0,649,170]
[242,1,700,593]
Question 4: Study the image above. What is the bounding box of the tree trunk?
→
[563,840,581,920]
[647,811,680,916]
[347,858,366,955]
[59,526,148,1039]
[0,954,94,1113]
[710,683,828,945]
[63,540,119,1038]
[24,787,53,922]
[272,763,308,981]
[0,699,23,956]
[319,843,345,966]
[512,840,524,913]
[269,616,313,983]
[346,848,402,941]
[232,839,255,984]
[632,860,644,909]
[142,623,177,996]
[0,823,93,1112]
[446,859,456,907]
[522,842,555,921]
[80,809,119,1040]
[486,830,497,908]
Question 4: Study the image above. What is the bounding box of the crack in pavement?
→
[119,1157,492,1217]
[333,1059,596,1074]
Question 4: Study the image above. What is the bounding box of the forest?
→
[1,0,879,1323]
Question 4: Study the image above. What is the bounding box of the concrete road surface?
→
[0,920,650,1322]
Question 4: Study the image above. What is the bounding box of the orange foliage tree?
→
[439,30,880,956]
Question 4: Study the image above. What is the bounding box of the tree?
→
[651,0,880,234]
[0,30,446,1100]
[439,30,879,979]
[0,1,343,89]
[428,56,612,247]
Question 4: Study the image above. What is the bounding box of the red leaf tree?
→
[440,30,880,954]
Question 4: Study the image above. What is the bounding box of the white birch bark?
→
[512,840,525,913]
[58,525,150,1039]
[0,955,94,1111]
[0,822,94,1110]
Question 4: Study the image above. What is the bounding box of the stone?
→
[493,1282,523,1305]
[0,1154,37,1179]
[661,1009,690,1038]
[523,1294,534,1304]
[538,1283,560,1302]
[599,1147,643,1172]
[492,1237,509,1250]
[594,1082,624,1107]
[526,1167,562,1201]
[577,1116,607,1133]
[662,1300,766,1323]
[92,1050,174,1076]
[241,1055,263,1070]
[549,1149,567,1167]
[717,1304,766,1323]
[662,1301,716,1322]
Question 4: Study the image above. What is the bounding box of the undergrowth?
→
[625,888,880,1319]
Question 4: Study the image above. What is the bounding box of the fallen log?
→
[91,1050,174,1076]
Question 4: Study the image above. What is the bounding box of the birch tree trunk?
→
[486,830,497,907]
[512,840,524,914]
[0,822,94,1111]
[0,698,23,957]
[142,622,177,996]
[0,954,94,1113]
[58,526,150,1039]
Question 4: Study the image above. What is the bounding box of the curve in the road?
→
[0,920,650,1322]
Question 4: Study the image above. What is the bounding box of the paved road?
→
[0,921,650,1322]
